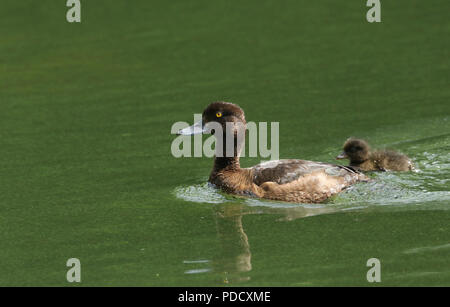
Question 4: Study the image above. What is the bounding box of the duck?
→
[336,138,413,171]
[177,102,368,203]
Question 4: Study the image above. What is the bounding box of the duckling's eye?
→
[215,112,222,118]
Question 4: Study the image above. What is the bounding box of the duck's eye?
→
[215,112,222,118]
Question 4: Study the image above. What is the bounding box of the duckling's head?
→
[336,138,370,163]
[177,101,246,137]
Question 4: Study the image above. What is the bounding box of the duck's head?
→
[177,101,246,137]
[336,138,370,163]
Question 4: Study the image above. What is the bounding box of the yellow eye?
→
[216,112,222,118]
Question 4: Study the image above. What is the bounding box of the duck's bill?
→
[336,152,348,160]
[177,121,205,135]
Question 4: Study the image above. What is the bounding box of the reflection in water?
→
[181,199,342,283]
[212,203,251,283]
[210,202,341,284]
[243,199,341,221]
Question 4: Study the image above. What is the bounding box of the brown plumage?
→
[336,138,413,171]
[177,102,368,203]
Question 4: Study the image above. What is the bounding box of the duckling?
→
[336,138,413,171]
[177,102,368,203]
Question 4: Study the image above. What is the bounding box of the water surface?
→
[0,0,449,286]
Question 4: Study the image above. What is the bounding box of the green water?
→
[0,0,449,286]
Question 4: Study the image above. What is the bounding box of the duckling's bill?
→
[336,152,348,159]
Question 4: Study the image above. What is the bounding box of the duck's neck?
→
[213,156,240,172]
[212,132,243,172]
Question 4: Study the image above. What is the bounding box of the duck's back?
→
[250,159,362,184]
[248,159,368,203]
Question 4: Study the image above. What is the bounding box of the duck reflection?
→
[211,202,339,284]
[212,203,252,283]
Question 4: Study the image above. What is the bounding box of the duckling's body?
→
[178,102,368,203]
[337,138,413,172]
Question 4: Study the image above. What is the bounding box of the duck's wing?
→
[250,159,364,186]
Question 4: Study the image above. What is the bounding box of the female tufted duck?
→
[336,138,413,171]
[177,102,368,203]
